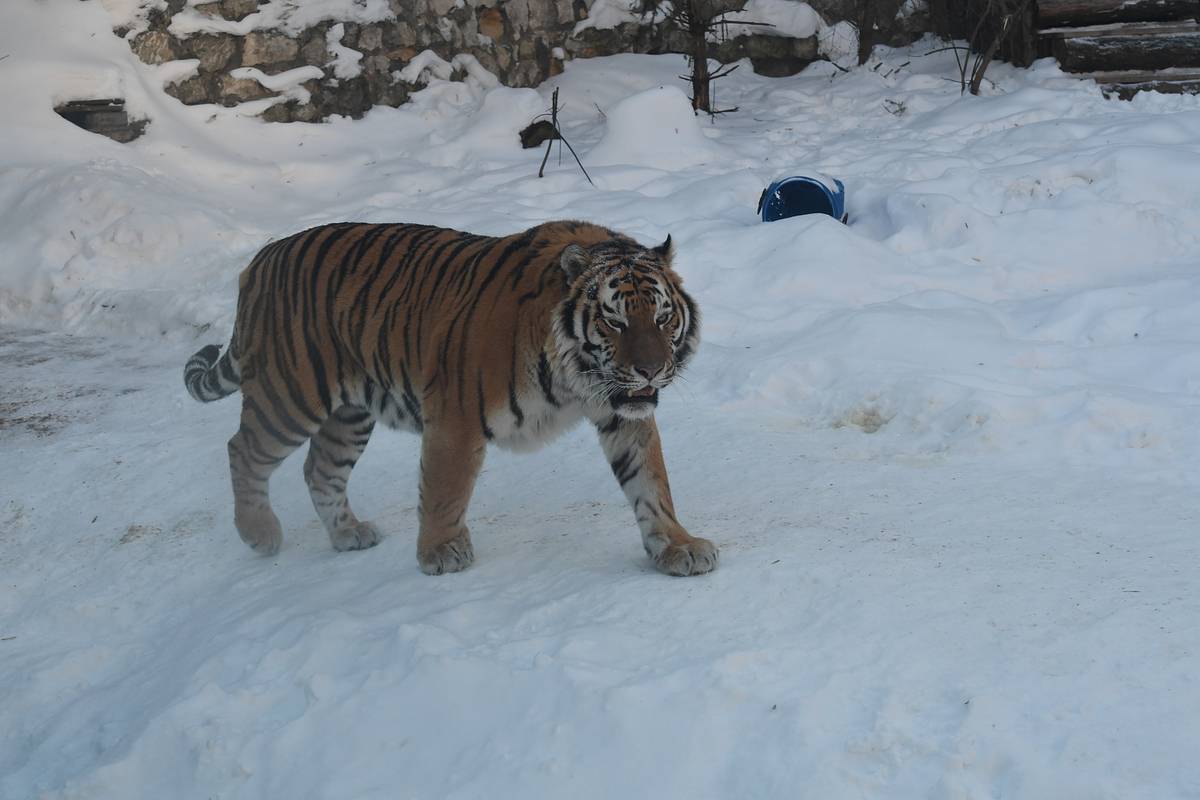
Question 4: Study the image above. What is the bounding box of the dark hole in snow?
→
[54,98,148,143]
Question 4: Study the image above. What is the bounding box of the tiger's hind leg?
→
[228,388,321,556]
[304,405,380,552]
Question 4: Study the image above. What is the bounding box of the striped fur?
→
[185,343,241,401]
[183,220,717,576]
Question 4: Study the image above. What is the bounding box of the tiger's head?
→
[554,234,700,420]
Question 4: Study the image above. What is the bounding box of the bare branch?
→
[537,87,593,186]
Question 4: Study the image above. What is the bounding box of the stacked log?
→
[1039,0,1198,27]
[1038,0,1200,98]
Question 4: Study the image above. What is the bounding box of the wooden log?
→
[1087,65,1200,78]
[1051,30,1200,70]
[1041,19,1200,39]
[1101,76,1200,98]
[1039,0,1198,27]
[1063,34,1200,69]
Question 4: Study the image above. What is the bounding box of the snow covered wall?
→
[100,0,926,121]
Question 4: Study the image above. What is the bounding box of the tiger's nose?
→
[634,364,659,382]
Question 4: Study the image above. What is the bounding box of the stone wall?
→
[117,0,929,122]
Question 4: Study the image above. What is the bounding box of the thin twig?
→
[558,135,594,186]
[537,88,558,179]
[923,45,968,56]
[537,87,594,186]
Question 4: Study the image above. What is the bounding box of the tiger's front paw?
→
[236,508,283,557]
[418,530,475,575]
[648,535,719,577]
[331,521,381,552]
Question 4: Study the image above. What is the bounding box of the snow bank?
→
[168,0,394,37]
[230,65,324,102]
[99,0,167,34]
[719,0,823,39]
[396,48,454,84]
[573,0,654,35]
[586,85,727,169]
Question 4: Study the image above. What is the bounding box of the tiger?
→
[183,220,718,577]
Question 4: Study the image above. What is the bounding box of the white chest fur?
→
[488,393,587,453]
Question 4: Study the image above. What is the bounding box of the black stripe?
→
[303,225,360,414]
[508,379,524,427]
[400,366,423,431]
[218,352,239,384]
[243,394,308,448]
[477,371,494,440]
[537,351,559,407]
[337,408,372,426]
[609,449,640,487]
[559,297,578,340]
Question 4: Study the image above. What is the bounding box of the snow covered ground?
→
[3,1,1200,797]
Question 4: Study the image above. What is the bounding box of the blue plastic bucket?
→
[758,176,847,223]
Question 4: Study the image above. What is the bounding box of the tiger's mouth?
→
[611,386,659,407]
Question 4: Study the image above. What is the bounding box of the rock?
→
[220,0,260,21]
[478,7,506,40]
[188,33,238,72]
[389,46,420,63]
[291,102,322,122]
[362,54,390,75]
[520,119,558,149]
[339,22,361,47]
[569,26,628,58]
[706,32,819,77]
[260,102,292,123]
[132,31,178,64]
[300,31,329,66]
[358,25,383,51]
[218,74,274,104]
[472,49,502,76]
[316,75,369,118]
[386,21,418,47]
[494,45,512,70]
[169,75,214,105]
[242,32,299,66]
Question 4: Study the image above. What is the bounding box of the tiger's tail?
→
[184,340,241,402]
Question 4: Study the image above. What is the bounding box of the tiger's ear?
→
[560,244,592,283]
[653,234,674,263]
